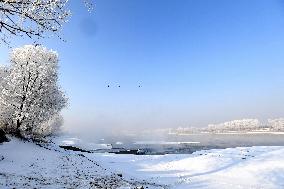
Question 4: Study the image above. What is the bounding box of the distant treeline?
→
[170,118,284,134]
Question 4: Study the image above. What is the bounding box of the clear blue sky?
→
[1,0,284,135]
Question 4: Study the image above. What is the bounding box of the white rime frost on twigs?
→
[0,45,68,139]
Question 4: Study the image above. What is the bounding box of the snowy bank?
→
[0,137,284,189]
[0,138,163,189]
[87,146,284,189]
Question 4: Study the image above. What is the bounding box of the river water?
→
[101,133,284,155]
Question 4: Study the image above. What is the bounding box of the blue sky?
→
[1,0,284,135]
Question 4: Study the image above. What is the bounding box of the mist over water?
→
[62,105,284,144]
[61,121,284,154]
[52,0,284,153]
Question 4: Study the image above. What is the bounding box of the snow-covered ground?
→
[53,135,112,151]
[1,137,284,189]
[88,146,284,189]
[0,138,162,189]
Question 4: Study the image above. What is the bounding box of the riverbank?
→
[1,137,284,188]
[0,138,164,189]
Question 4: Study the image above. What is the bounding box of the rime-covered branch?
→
[0,0,70,44]
[0,45,68,138]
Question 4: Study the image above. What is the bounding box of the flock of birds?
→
[107,84,142,88]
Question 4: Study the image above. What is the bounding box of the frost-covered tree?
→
[0,65,8,88]
[208,119,260,132]
[0,45,67,138]
[0,0,70,44]
[0,0,94,44]
[0,65,9,129]
[33,113,64,137]
[268,118,284,131]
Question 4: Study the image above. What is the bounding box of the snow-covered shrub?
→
[0,45,68,139]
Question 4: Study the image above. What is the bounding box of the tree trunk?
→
[0,128,9,143]
[14,119,23,138]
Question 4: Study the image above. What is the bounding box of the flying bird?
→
[107,84,142,88]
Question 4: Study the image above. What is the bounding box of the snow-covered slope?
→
[87,146,284,189]
[1,138,284,189]
[0,138,162,189]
